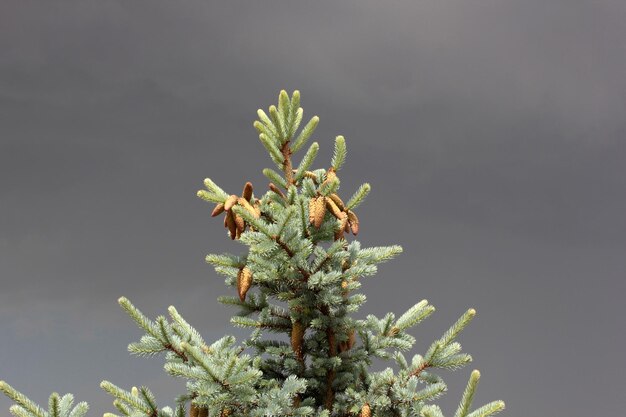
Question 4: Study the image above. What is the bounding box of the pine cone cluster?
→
[306,168,360,240]
[308,191,359,240]
[211,182,261,239]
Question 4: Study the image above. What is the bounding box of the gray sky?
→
[1,1,625,416]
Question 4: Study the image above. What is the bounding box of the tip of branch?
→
[468,308,476,316]
[471,369,481,379]
[117,296,128,305]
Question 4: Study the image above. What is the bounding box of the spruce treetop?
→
[1,90,505,417]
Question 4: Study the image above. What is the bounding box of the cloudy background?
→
[1,1,625,416]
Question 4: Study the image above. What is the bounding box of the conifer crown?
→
[1,90,505,417]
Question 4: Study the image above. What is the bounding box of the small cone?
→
[220,408,231,417]
[334,224,345,241]
[329,193,345,210]
[198,407,208,417]
[347,210,359,235]
[242,182,253,201]
[253,200,261,218]
[269,182,286,198]
[361,403,371,417]
[235,214,245,234]
[224,195,238,211]
[238,197,259,218]
[326,198,346,220]
[211,203,225,217]
[310,196,326,228]
[225,211,237,239]
[237,267,253,301]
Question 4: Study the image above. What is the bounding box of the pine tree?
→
[1,90,505,417]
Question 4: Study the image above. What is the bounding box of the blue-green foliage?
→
[1,91,504,417]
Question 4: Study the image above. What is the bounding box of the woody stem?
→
[281,142,294,186]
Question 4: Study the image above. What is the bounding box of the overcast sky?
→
[1,1,625,416]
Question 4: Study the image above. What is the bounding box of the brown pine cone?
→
[225,211,237,239]
[242,181,253,201]
[211,202,225,217]
[309,196,326,228]
[361,403,371,417]
[329,193,345,210]
[237,267,253,301]
[347,210,359,235]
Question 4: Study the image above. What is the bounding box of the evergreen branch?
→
[139,387,158,414]
[292,116,319,153]
[454,370,480,417]
[253,120,279,145]
[357,245,403,264]
[294,142,320,182]
[276,206,297,238]
[0,381,48,417]
[197,178,229,203]
[278,90,291,139]
[59,393,74,417]
[9,405,37,417]
[413,383,447,402]
[465,401,505,417]
[269,105,287,143]
[420,405,445,417]
[168,306,206,348]
[346,183,371,210]
[113,399,133,416]
[263,168,288,189]
[288,91,302,137]
[272,236,310,282]
[100,382,152,415]
[48,393,60,417]
[67,403,88,417]
[118,297,160,339]
[394,300,435,333]
[256,109,279,139]
[259,133,285,166]
[438,309,476,347]
[331,136,347,171]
